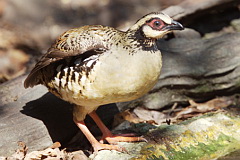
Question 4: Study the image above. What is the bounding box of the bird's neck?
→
[126,28,158,52]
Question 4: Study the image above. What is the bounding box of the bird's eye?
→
[147,19,164,30]
[154,21,161,27]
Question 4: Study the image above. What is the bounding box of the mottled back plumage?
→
[24,25,115,88]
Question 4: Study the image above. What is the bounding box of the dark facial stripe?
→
[129,27,158,52]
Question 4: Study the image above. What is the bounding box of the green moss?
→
[136,134,239,160]
[147,155,165,160]
[133,113,240,160]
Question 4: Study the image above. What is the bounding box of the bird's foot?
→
[93,142,126,152]
[100,133,147,144]
[106,135,147,144]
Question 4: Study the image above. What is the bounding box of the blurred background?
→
[0,0,183,84]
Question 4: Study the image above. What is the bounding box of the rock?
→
[93,112,240,160]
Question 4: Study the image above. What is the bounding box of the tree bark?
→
[92,112,240,160]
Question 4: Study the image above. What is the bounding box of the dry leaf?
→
[133,107,167,125]
[174,97,233,120]
[114,110,144,126]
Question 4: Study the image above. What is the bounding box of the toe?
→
[93,143,126,152]
[105,136,147,144]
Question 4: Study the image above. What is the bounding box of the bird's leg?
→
[74,119,125,152]
[89,111,146,144]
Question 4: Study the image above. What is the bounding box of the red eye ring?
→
[148,19,164,30]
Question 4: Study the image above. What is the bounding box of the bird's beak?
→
[163,20,184,31]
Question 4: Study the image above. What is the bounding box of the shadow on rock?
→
[21,92,119,151]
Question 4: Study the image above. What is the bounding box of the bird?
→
[24,12,184,152]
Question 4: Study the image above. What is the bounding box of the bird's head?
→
[129,12,184,39]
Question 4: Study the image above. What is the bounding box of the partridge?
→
[24,12,184,152]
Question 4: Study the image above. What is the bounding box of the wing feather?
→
[24,26,108,88]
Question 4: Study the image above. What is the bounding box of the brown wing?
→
[24,26,108,88]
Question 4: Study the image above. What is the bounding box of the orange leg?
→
[74,119,125,152]
[89,111,146,144]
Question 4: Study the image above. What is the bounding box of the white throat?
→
[142,25,168,39]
